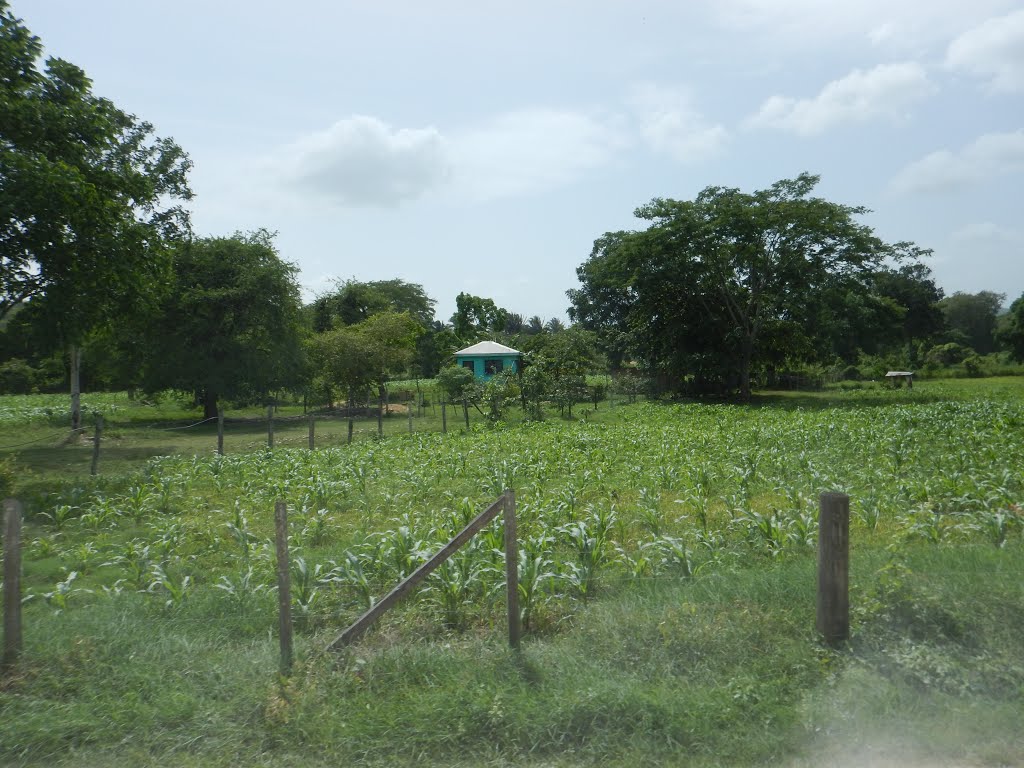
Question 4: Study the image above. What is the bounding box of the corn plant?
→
[214,566,266,609]
[326,551,375,610]
[147,563,191,608]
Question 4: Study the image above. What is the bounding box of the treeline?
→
[568,174,1024,398]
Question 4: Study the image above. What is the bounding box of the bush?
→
[925,342,971,368]
[0,358,37,394]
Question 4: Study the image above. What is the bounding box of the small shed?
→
[884,371,914,389]
[454,341,521,380]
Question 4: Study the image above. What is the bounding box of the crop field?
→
[1,379,1023,767]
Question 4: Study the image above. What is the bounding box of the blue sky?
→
[16,0,1024,323]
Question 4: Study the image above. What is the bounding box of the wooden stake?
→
[817,492,850,647]
[407,399,413,434]
[504,490,520,649]
[3,499,23,670]
[90,415,103,476]
[274,500,293,676]
[217,407,224,455]
[308,415,315,450]
[441,400,447,433]
[267,405,275,450]
[328,495,507,650]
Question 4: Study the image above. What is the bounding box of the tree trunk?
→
[739,335,754,402]
[203,391,219,420]
[69,345,82,431]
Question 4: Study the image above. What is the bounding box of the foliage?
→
[0,2,192,336]
[434,364,477,404]
[308,311,422,408]
[996,292,1024,362]
[0,356,35,393]
[452,292,509,341]
[139,231,305,417]
[938,290,1005,356]
[569,173,929,399]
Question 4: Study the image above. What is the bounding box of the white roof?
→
[455,341,521,356]
[885,371,914,376]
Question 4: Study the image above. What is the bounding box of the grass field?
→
[1,379,1023,766]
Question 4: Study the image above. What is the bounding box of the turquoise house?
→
[454,341,521,380]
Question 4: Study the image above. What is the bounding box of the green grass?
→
[2,378,1023,766]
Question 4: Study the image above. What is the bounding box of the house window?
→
[462,360,475,372]
[484,359,503,375]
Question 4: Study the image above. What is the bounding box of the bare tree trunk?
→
[69,345,82,431]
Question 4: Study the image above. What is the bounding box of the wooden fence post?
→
[504,490,520,649]
[217,407,225,455]
[377,393,384,438]
[407,399,413,434]
[274,500,293,676]
[441,400,447,434]
[308,415,315,450]
[90,415,103,476]
[347,398,354,444]
[267,405,275,449]
[817,492,850,647]
[3,499,23,670]
[463,397,470,430]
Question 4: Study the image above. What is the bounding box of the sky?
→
[14,0,1024,324]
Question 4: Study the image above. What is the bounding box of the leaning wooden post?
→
[817,492,850,647]
[308,415,315,450]
[217,407,225,455]
[90,415,103,476]
[267,405,275,450]
[274,500,293,676]
[3,499,23,670]
[504,490,520,649]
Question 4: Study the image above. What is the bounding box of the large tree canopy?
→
[141,231,305,418]
[568,174,929,398]
[938,290,1005,356]
[0,2,192,331]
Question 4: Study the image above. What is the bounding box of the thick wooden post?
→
[441,401,447,433]
[817,492,850,646]
[267,405,275,449]
[308,415,315,450]
[217,407,225,455]
[274,500,293,676]
[3,499,23,669]
[504,490,520,649]
[90,415,103,476]
[463,398,470,430]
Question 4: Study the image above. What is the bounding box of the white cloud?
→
[946,8,1024,92]
[890,130,1024,194]
[281,115,449,207]
[447,109,627,201]
[277,109,625,207]
[749,62,934,136]
[951,221,1024,242]
[630,84,727,162]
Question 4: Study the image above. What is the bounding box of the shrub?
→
[0,358,37,394]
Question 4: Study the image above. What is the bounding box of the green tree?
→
[309,311,422,410]
[569,174,927,399]
[141,231,304,418]
[938,291,1005,356]
[452,292,509,340]
[1,3,192,425]
[996,293,1024,363]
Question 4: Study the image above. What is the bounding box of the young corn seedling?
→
[147,563,192,609]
